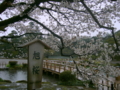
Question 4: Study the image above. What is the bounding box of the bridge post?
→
[46,60,48,69]
[59,64,61,73]
[50,62,52,69]
[54,62,56,71]
[64,66,66,71]
[69,66,72,71]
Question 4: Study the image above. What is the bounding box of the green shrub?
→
[0,78,12,83]
[22,63,27,68]
[0,78,3,82]
[9,61,17,67]
[16,80,27,83]
[6,64,10,67]
[59,71,94,87]
[3,80,12,83]
[59,71,76,83]
[115,63,120,66]
[114,55,120,61]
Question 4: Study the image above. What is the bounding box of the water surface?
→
[0,70,58,83]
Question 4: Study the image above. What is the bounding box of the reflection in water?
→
[0,70,27,82]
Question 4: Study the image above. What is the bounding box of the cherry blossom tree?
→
[0,0,120,87]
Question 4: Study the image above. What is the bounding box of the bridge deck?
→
[43,60,75,75]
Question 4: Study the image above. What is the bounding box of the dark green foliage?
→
[59,80,85,86]
[91,55,98,60]
[6,63,23,69]
[22,63,27,68]
[114,63,120,67]
[0,30,28,58]
[59,71,94,87]
[87,80,94,88]
[16,80,27,83]
[9,61,17,67]
[59,71,76,82]
[62,47,74,56]
[3,80,12,83]
[0,78,3,82]
[0,78,12,83]
[74,80,94,88]
[113,55,120,61]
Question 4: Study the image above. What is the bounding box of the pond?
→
[0,70,95,90]
[0,70,27,82]
[0,70,57,83]
[0,59,97,90]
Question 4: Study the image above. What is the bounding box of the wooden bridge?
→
[43,60,75,75]
[0,62,8,70]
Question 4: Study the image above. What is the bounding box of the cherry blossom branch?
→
[37,6,71,23]
[0,4,34,25]
[81,0,119,51]
[26,16,78,56]
[73,59,92,79]
[0,38,25,55]
[27,16,65,48]
[0,32,49,54]
[1,33,49,39]
[81,1,114,30]
[13,2,28,6]
[47,10,65,26]
[0,15,27,27]
[47,10,70,32]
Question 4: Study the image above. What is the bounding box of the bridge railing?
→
[43,60,75,74]
[0,62,7,69]
[94,80,120,90]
